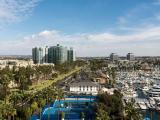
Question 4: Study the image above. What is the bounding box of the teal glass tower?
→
[32,44,75,64]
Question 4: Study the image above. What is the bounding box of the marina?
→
[116,68,160,120]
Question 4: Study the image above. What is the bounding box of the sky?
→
[0,0,160,57]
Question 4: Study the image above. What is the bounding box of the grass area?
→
[26,67,82,94]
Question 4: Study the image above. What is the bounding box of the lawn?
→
[26,67,82,94]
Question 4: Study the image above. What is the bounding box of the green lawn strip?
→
[26,67,82,94]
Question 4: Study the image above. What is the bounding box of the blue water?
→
[142,110,160,120]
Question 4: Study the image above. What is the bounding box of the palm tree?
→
[9,92,22,107]
[31,101,38,113]
[19,74,28,92]
[57,89,65,120]
[38,98,46,120]
[0,74,11,104]
[25,65,34,85]
[43,87,56,120]
[15,67,29,92]
[125,100,142,120]
[80,112,85,120]
[7,104,17,120]
[0,101,16,120]
[61,112,65,120]
[34,66,41,83]
[0,101,6,119]
[24,106,32,120]
[96,107,110,120]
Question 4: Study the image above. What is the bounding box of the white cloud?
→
[0,0,41,28]
[1,25,160,57]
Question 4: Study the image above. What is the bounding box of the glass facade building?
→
[32,44,75,64]
[67,47,76,63]
[48,44,68,64]
[32,47,45,64]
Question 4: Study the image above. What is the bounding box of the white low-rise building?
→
[0,59,34,69]
[69,81,100,95]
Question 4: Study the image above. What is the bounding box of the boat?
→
[156,103,160,111]
[148,97,155,109]
[154,98,160,111]
[138,102,148,110]
[142,86,149,91]
[133,91,138,97]
[147,84,160,98]
[123,88,138,98]
[142,86,150,95]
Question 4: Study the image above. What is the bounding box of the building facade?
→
[69,81,100,95]
[32,44,75,64]
[48,44,68,64]
[44,46,49,63]
[67,47,76,63]
[110,53,119,61]
[126,53,135,61]
[32,47,45,64]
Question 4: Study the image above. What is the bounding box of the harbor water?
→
[141,110,160,120]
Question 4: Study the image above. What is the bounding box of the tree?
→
[24,106,32,120]
[9,92,23,107]
[97,91,124,120]
[111,68,116,86]
[38,98,46,119]
[15,67,29,92]
[0,101,16,120]
[31,101,38,112]
[61,112,65,120]
[125,99,142,120]
[7,105,17,120]
[64,102,68,108]
[34,66,41,83]
[52,72,58,79]
[0,101,7,119]
[0,74,11,103]
[20,74,28,91]
[96,107,110,120]
[80,112,85,120]
[25,65,34,85]
[57,89,65,120]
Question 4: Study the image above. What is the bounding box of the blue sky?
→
[0,0,160,56]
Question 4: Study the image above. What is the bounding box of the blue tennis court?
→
[41,96,96,120]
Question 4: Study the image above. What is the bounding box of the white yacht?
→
[138,102,147,110]
[148,97,156,109]
[155,98,160,111]
[147,84,160,98]
[133,91,138,97]
[123,88,138,98]
[142,86,149,91]
[156,103,160,111]
[142,86,150,95]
